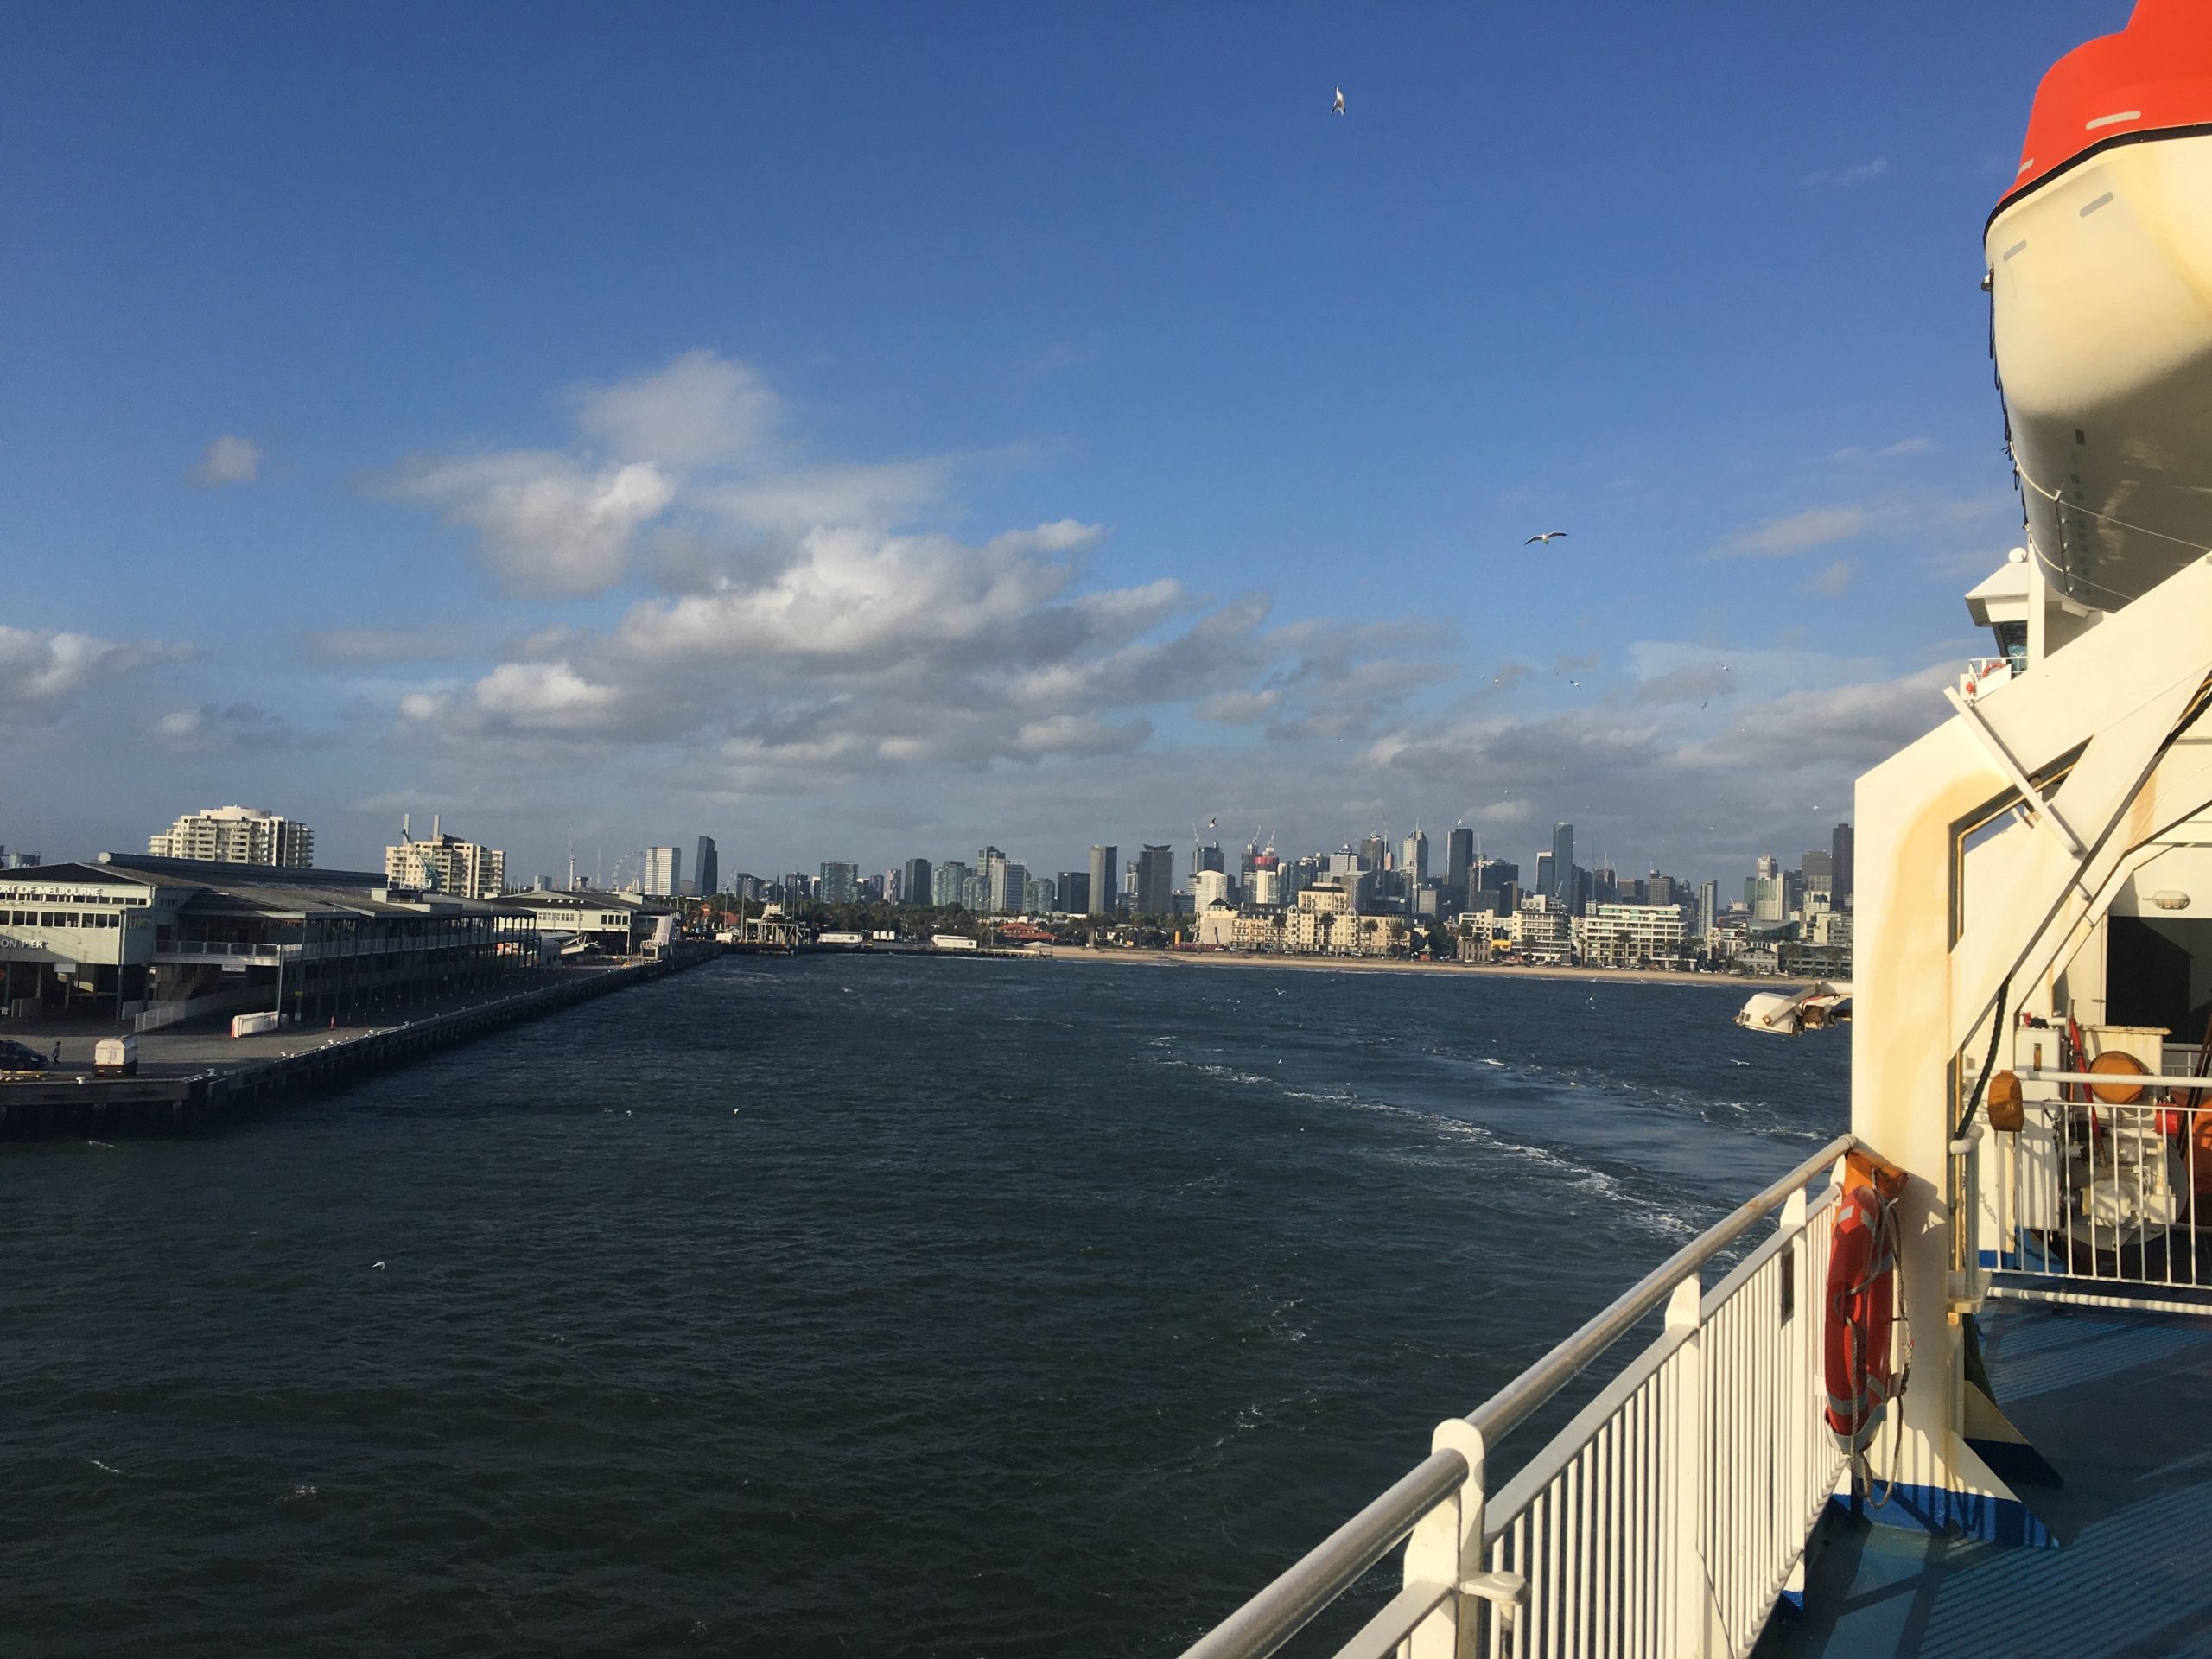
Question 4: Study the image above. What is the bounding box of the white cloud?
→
[1802,157,1889,189]
[1702,506,1868,560]
[401,660,630,737]
[0,626,188,710]
[155,702,302,753]
[192,435,263,486]
[1829,437,1934,462]
[1806,560,1856,597]
[574,350,779,466]
[379,451,677,597]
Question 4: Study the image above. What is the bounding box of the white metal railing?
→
[1960,656,2018,702]
[1179,1135,1856,1659]
[1977,1083,2212,1296]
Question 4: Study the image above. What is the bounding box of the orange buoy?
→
[1824,1155,1905,1453]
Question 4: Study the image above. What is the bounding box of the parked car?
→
[0,1039,52,1071]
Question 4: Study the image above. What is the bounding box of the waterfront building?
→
[503,887,676,956]
[1575,903,1688,969]
[1284,880,1353,954]
[931,861,970,908]
[819,861,859,905]
[1504,894,1573,965]
[1057,870,1090,914]
[1231,908,1286,953]
[642,845,681,898]
[0,853,544,1025]
[1135,845,1174,916]
[385,817,507,900]
[1087,845,1117,917]
[148,805,313,869]
[1194,902,1238,948]
[1446,827,1473,905]
[903,857,932,908]
[695,836,719,899]
[1830,821,1854,906]
[1549,823,1574,908]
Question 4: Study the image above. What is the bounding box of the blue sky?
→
[0,2,2125,887]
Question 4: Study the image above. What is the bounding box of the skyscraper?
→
[1088,844,1118,917]
[932,861,970,907]
[1359,833,1389,870]
[1801,849,1834,897]
[1699,880,1719,941]
[695,836,719,899]
[642,845,681,898]
[819,861,859,904]
[1446,826,1474,904]
[1831,822,1855,907]
[1136,844,1175,916]
[1402,830,1430,887]
[904,857,932,907]
[1058,870,1090,913]
[1549,823,1575,907]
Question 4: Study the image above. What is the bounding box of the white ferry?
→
[1178,5,2212,1655]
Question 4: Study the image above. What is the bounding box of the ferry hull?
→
[1989,130,2212,612]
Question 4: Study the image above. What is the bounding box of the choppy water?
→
[0,955,1846,1657]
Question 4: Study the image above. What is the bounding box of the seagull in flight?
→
[1525,531,1568,545]
[1332,86,1345,115]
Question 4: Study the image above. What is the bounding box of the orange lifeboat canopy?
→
[2002,1,2212,211]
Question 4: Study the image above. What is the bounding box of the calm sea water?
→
[1,955,1846,1657]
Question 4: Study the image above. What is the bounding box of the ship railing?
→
[1960,656,2017,702]
[1976,1075,2212,1306]
[1179,1133,1857,1659]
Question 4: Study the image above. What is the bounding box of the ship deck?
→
[1758,1297,2212,1659]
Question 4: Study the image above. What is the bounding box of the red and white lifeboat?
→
[1988,0,2212,613]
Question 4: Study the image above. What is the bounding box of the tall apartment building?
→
[903,857,932,907]
[1088,844,1118,917]
[695,836,719,899]
[385,815,505,899]
[1135,844,1175,916]
[1831,822,1855,907]
[149,805,314,868]
[819,861,859,905]
[641,845,682,898]
[931,861,970,908]
[1549,823,1575,907]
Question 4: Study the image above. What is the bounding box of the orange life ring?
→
[1824,1180,1897,1452]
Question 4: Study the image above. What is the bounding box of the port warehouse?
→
[0,854,674,1029]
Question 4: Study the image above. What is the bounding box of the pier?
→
[0,942,716,1140]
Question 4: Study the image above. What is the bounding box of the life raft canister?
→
[1824,1153,1907,1453]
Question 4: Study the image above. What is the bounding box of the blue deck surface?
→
[1758,1299,2212,1659]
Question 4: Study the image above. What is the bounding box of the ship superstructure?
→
[1173,6,2212,1655]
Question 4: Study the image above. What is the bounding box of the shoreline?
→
[1042,948,1765,990]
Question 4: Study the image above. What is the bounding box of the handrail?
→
[1175,1451,1468,1659]
[1466,1132,1857,1440]
[1175,1130,1859,1659]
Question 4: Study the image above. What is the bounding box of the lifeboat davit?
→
[1989,0,2212,613]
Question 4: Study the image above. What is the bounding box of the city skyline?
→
[3,5,2101,882]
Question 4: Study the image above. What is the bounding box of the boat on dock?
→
[1174,7,2212,1655]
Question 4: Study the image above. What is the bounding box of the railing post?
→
[1666,1274,1711,1659]
[1404,1418,1506,1659]
[1780,1188,1809,1612]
